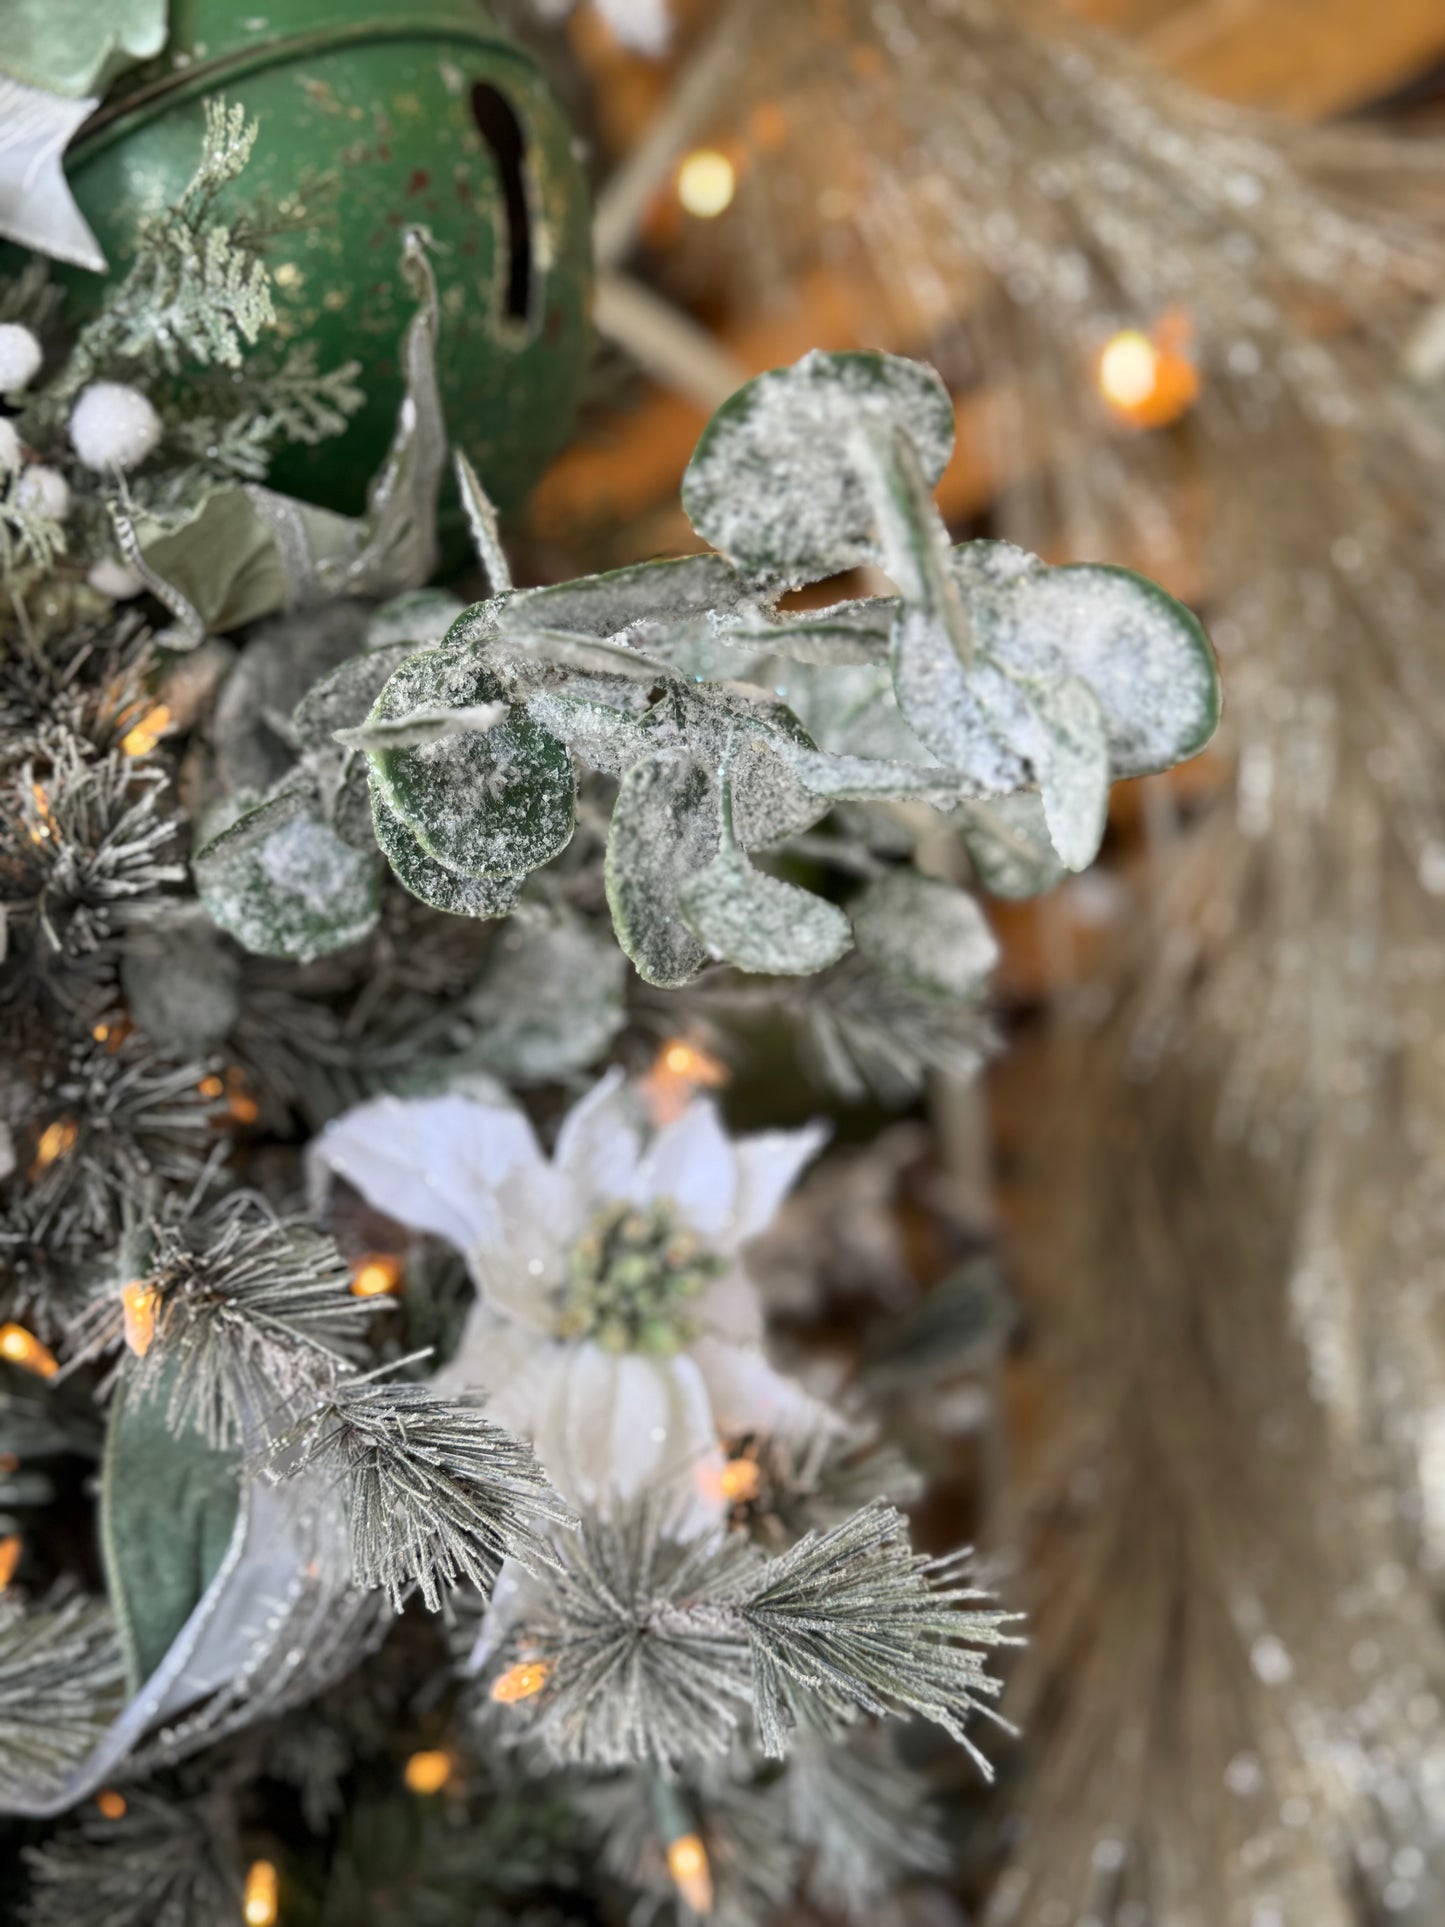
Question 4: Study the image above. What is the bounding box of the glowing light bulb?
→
[1097,317,1200,429]
[667,1834,714,1914]
[96,1788,127,1819]
[0,1324,58,1378]
[0,1536,20,1591]
[642,1037,730,1126]
[198,1074,224,1100]
[31,1118,77,1174]
[351,1255,403,1299]
[243,1859,280,1927]
[678,150,736,219]
[404,1749,454,1794]
[121,1282,161,1358]
[1098,330,1159,410]
[120,704,171,757]
[490,1659,551,1704]
[28,782,54,844]
[718,1458,761,1504]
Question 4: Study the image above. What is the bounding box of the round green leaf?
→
[681,350,956,585]
[369,647,576,881]
[194,786,382,963]
[678,847,853,977]
[370,778,523,921]
[605,753,721,988]
[849,871,999,1000]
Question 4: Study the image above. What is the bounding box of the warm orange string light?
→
[30,1118,77,1175]
[641,1037,730,1126]
[0,1536,20,1591]
[677,149,736,219]
[1096,315,1200,430]
[0,1324,58,1378]
[243,1859,280,1927]
[27,782,54,845]
[667,1834,714,1915]
[197,1068,260,1124]
[350,1255,403,1299]
[490,1659,551,1705]
[95,1788,127,1820]
[121,1282,161,1358]
[119,704,172,757]
[403,1749,455,1794]
[718,1458,762,1504]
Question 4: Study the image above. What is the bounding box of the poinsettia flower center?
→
[557,1201,724,1355]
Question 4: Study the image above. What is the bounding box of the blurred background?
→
[500,3,1445,1921]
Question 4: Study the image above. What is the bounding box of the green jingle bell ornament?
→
[51,0,592,519]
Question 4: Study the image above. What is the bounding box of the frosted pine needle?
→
[0,1597,124,1807]
[260,1379,576,1612]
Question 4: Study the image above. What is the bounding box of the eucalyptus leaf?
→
[370,780,523,920]
[122,919,242,1058]
[291,643,419,753]
[508,553,745,640]
[719,598,892,666]
[368,647,575,881]
[951,546,1220,778]
[100,1365,241,1695]
[605,753,721,987]
[468,917,627,1082]
[682,351,956,585]
[193,785,382,962]
[849,871,999,1000]
[364,588,468,651]
[678,845,853,976]
[960,794,1068,900]
[1028,674,1111,871]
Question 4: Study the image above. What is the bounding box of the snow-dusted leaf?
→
[960,794,1067,901]
[678,845,853,976]
[508,553,746,640]
[524,684,653,775]
[605,752,721,987]
[364,587,468,651]
[453,447,512,594]
[468,916,627,1083]
[776,740,980,806]
[1028,675,1110,871]
[951,545,1220,778]
[291,644,417,753]
[193,785,382,962]
[718,597,892,666]
[644,682,825,848]
[370,779,523,921]
[367,646,575,881]
[849,871,999,1000]
[889,603,1030,790]
[122,918,241,1058]
[681,351,956,585]
[335,701,508,754]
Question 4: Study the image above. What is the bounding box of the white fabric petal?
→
[690,1335,843,1444]
[731,1121,831,1244]
[432,1308,553,1415]
[633,1099,739,1240]
[696,1266,765,1347]
[309,1093,543,1252]
[552,1067,645,1211]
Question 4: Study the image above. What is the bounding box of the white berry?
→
[0,419,20,474]
[69,381,163,472]
[17,465,70,519]
[88,557,146,599]
[0,324,41,393]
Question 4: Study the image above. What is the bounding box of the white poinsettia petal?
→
[431,1308,553,1416]
[731,1121,831,1243]
[697,1266,765,1346]
[552,1067,645,1211]
[308,1093,544,1254]
[690,1335,842,1444]
[633,1100,739,1240]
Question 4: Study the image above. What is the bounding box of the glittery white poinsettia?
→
[309,1071,833,1535]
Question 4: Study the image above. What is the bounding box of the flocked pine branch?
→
[71,1196,376,1447]
[260,1377,577,1612]
[490,1500,1019,1774]
[22,1789,243,1927]
[0,1597,124,1807]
